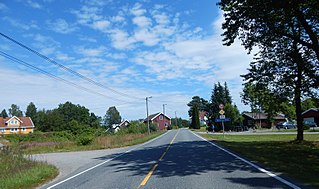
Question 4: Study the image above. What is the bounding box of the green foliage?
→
[25,102,37,120]
[57,101,91,125]
[76,134,94,146]
[209,82,232,121]
[170,117,190,128]
[219,0,319,141]
[190,104,200,129]
[8,104,23,117]
[117,121,148,134]
[301,98,319,112]
[0,109,8,118]
[104,106,121,127]
[0,147,58,189]
[187,96,209,117]
[224,103,243,129]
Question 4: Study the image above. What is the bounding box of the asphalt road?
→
[38,129,301,189]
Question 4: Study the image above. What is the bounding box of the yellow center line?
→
[137,130,180,189]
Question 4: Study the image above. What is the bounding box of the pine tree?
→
[26,102,37,120]
[0,109,8,118]
[191,104,200,129]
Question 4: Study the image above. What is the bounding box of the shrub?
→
[76,134,94,146]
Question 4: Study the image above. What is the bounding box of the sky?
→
[0,0,254,120]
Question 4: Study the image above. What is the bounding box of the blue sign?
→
[215,118,231,122]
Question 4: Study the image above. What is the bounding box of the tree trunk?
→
[295,51,304,141]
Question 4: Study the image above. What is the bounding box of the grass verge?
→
[17,131,165,154]
[201,134,319,188]
[0,148,58,189]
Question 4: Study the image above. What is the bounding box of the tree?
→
[187,96,209,117]
[104,106,121,128]
[209,82,232,122]
[0,109,8,118]
[218,0,319,141]
[224,103,243,129]
[8,104,23,117]
[301,98,319,112]
[57,102,91,125]
[26,102,37,120]
[190,104,200,129]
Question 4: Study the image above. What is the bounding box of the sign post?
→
[219,104,225,138]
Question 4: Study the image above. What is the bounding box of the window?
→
[21,128,26,132]
[10,128,18,132]
[159,115,163,120]
[0,129,5,132]
[164,123,168,126]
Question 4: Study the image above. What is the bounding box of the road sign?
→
[219,114,225,119]
[219,104,224,110]
[219,110,225,115]
[215,118,231,122]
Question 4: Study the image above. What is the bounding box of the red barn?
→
[145,112,171,130]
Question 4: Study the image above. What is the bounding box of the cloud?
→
[75,46,107,57]
[109,29,136,49]
[92,20,110,31]
[26,0,43,9]
[47,19,78,34]
[3,17,39,30]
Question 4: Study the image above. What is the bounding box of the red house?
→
[145,112,171,130]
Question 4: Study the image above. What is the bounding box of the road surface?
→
[38,129,301,189]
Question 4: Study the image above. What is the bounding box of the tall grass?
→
[0,147,58,189]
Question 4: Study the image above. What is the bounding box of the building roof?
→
[0,116,35,128]
[243,112,285,120]
[144,112,170,122]
[199,111,207,119]
[302,108,319,115]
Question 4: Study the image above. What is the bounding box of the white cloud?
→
[26,0,43,9]
[47,19,77,34]
[131,3,146,16]
[3,17,39,30]
[110,29,136,49]
[132,16,152,28]
[92,20,110,31]
[76,46,107,57]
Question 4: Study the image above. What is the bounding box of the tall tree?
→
[57,101,90,125]
[209,82,232,121]
[104,106,121,127]
[0,109,8,118]
[8,104,23,117]
[218,0,319,141]
[190,104,200,129]
[26,102,37,120]
[187,96,209,117]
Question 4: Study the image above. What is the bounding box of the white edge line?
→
[46,131,171,189]
[191,131,301,189]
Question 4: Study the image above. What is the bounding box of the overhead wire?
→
[0,32,144,100]
[0,50,137,104]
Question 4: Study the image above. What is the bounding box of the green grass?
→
[201,134,319,188]
[0,148,58,189]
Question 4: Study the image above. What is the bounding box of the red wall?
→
[153,115,170,130]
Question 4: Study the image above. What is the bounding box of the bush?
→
[76,134,94,146]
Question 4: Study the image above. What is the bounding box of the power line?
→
[0,32,144,100]
[0,50,137,104]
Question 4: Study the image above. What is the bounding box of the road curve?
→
[38,129,301,189]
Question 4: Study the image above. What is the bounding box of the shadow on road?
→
[93,139,293,188]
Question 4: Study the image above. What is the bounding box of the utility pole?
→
[146,96,152,134]
[163,104,167,115]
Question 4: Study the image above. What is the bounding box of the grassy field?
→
[201,133,319,188]
[0,147,58,189]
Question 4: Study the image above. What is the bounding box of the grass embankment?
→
[201,134,319,188]
[3,131,164,154]
[0,147,58,189]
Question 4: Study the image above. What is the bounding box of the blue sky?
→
[0,0,253,120]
